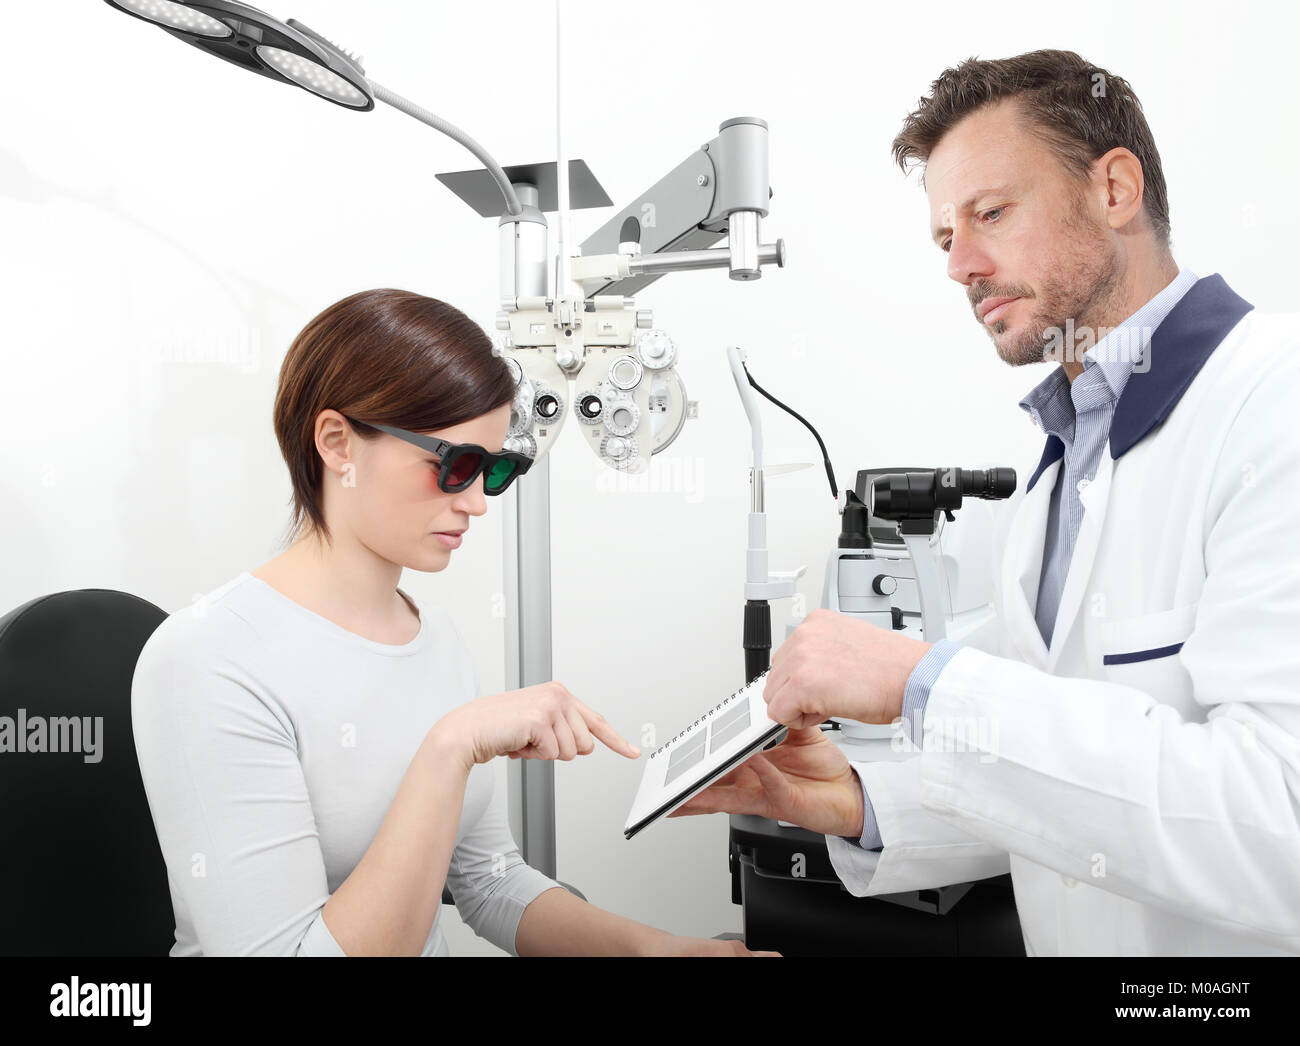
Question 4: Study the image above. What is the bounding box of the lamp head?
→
[103,0,373,110]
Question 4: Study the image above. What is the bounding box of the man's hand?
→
[669,726,867,838]
[763,608,932,728]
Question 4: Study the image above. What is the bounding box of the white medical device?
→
[822,467,1016,740]
[725,345,1018,742]
[439,118,786,474]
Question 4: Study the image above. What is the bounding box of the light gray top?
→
[130,571,559,956]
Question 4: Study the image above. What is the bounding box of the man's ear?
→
[1094,147,1145,231]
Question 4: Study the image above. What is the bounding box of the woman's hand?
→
[668,725,865,839]
[432,682,640,773]
[644,934,781,957]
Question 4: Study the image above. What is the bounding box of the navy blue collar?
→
[1025,273,1253,492]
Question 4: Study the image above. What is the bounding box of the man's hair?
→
[892,49,1171,246]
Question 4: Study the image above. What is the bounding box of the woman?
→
[131,288,770,956]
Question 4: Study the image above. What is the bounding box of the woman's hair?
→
[271,288,516,550]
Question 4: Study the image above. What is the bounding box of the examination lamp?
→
[104,0,373,109]
[102,0,524,215]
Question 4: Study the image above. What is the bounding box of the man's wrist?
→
[843,765,866,839]
[898,639,963,744]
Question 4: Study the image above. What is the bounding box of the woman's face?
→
[318,403,513,571]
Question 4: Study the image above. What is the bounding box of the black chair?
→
[0,588,175,956]
[0,587,585,956]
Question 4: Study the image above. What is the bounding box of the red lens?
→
[444,451,483,488]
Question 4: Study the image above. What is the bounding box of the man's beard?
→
[983,200,1126,368]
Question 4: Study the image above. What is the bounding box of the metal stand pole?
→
[500,182,556,877]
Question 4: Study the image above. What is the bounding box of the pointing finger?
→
[577,702,640,758]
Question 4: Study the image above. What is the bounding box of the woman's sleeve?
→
[440,657,563,955]
[443,765,564,955]
[130,617,347,956]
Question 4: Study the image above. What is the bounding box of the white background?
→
[3,0,1297,954]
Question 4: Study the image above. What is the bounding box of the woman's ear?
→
[315,410,362,482]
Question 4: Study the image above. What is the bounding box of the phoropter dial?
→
[603,395,640,437]
[635,330,676,371]
[503,432,537,459]
[575,391,604,425]
[532,385,565,428]
[608,354,644,390]
[600,432,639,468]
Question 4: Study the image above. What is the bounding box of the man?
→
[676,49,1300,956]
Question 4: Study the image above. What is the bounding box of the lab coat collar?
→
[1025,273,1252,492]
[1111,273,1254,458]
[1003,456,1058,666]
[1045,451,1113,669]
[1018,268,1199,455]
[1026,434,1065,493]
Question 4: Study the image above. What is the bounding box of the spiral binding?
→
[648,670,770,759]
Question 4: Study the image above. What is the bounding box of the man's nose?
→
[946,229,993,288]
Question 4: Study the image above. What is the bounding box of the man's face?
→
[925,99,1122,366]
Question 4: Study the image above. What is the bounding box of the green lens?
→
[485,457,517,491]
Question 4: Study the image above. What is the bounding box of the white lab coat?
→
[824,275,1300,955]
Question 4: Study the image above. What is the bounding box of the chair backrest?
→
[0,589,175,956]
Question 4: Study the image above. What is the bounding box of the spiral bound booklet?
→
[624,670,789,840]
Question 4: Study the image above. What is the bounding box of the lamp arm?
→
[368,80,522,217]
